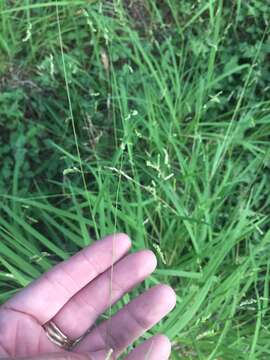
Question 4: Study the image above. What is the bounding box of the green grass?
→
[1,0,270,358]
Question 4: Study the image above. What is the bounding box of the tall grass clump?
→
[0,1,270,358]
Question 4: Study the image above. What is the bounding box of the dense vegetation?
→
[0,1,270,358]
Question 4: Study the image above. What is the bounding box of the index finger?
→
[4,233,131,323]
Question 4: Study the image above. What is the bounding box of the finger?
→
[52,250,157,340]
[125,334,171,360]
[77,336,171,360]
[18,353,92,360]
[76,285,176,356]
[5,233,131,323]
[0,344,8,357]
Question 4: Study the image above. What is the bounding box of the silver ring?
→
[43,321,82,351]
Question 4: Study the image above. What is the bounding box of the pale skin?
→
[0,233,176,360]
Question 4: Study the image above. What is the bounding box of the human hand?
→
[0,234,176,359]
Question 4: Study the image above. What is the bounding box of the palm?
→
[0,234,175,360]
